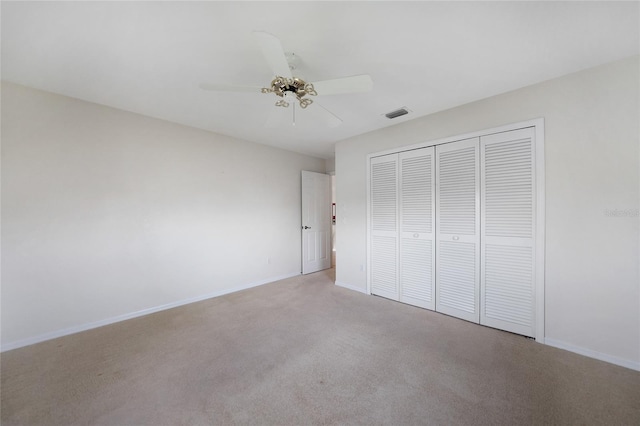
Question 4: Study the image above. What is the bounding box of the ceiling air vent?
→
[385,108,409,119]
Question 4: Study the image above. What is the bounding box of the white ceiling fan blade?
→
[310,74,373,96]
[312,101,343,128]
[252,31,293,79]
[199,83,262,93]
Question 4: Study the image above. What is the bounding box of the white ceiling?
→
[2,1,639,159]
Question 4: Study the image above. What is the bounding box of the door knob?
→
[303,226,311,229]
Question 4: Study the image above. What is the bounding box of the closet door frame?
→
[367,118,545,343]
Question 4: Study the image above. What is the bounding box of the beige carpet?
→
[2,269,639,425]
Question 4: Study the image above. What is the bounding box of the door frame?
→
[366,118,545,343]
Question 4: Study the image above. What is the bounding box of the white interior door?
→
[369,154,399,300]
[435,138,480,323]
[480,128,536,337]
[301,171,331,274]
[399,148,435,310]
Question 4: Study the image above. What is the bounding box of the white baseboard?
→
[1,272,301,352]
[335,280,368,294]
[545,338,640,372]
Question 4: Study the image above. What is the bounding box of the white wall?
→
[335,56,640,369]
[325,157,335,174]
[1,82,325,349]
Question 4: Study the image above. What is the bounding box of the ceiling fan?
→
[199,31,373,127]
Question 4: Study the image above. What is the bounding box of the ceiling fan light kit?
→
[200,31,373,126]
[261,76,317,109]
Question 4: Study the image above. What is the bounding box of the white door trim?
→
[534,122,545,344]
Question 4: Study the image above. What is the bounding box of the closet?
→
[368,126,539,338]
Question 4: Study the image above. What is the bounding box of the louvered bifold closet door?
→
[480,128,536,337]
[399,148,435,310]
[370,154,399,300]
[435,138,480,323]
